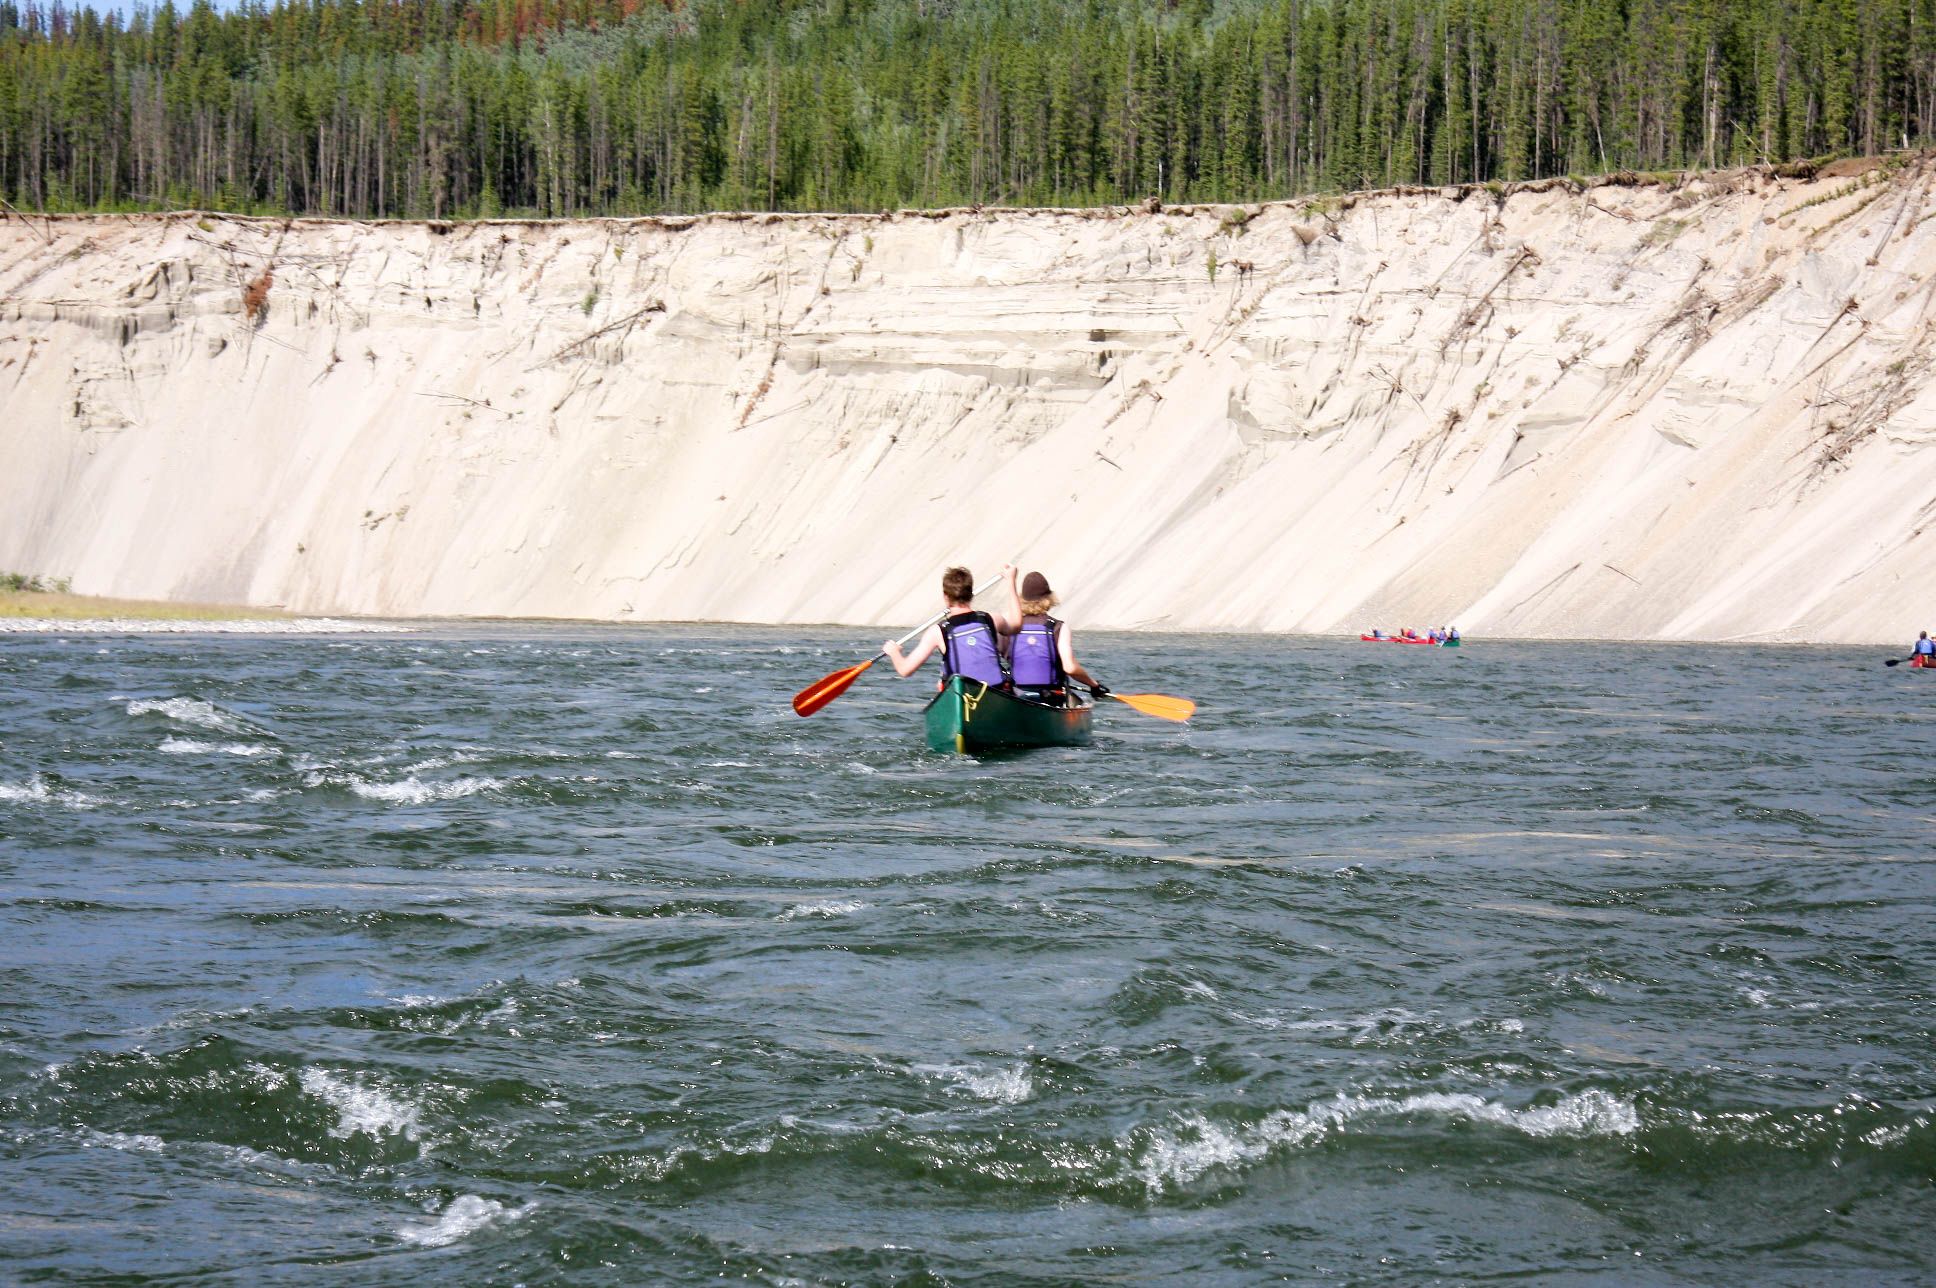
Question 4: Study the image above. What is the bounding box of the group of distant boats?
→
[1359,628,1462,648]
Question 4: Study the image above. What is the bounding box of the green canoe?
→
[923,676,1094,753]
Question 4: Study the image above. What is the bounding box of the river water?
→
[3,625,1932,1284]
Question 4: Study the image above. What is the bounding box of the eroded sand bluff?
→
[5,160,1936,640]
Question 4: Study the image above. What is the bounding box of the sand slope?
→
[5,161,1936,641]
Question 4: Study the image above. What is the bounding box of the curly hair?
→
[1019,593,1059,617]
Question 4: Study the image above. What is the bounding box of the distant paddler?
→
[1883,631,1936,668]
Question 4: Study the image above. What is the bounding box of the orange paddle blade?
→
[1108,692,1195,722]
[792,656,879,717]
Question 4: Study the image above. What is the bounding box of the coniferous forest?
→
[2,0,1933,219]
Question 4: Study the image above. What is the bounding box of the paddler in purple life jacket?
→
[883,564,1020,691]
[1003,570,1105,706]
[1914,631,1936,665]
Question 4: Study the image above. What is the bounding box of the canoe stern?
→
[923,678,1093,753]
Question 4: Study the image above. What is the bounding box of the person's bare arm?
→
[991,563,1021,634]
[884,624,943,677]
[1059,625,1101,689]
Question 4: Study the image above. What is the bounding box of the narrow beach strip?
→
[0,590,412,634]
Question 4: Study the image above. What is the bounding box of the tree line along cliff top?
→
[1,0,1931,221]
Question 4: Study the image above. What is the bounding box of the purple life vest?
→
[940,611,1007,686]
[1009,616,1064,688]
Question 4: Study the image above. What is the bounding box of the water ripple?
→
[3,627,1934,1282]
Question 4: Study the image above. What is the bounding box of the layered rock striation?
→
[5,159,1936,640]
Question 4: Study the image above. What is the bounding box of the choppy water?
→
[3,626,1933,1284]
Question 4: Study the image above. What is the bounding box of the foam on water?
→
[923,1063,1035,1104]
[68,1126,316,1180]
[401,749,493,773]
[79,1128,167,1153]
[125,696,249,732]
[0,774,100,809]
[1129,1089,1640,1193]
[394,1193,534,1247]
[296,1068,427,1146]
[396,1195,534,1248]
[204,1141,320,1176]
[340,775,503,805]
[778,900,866,921]
[159,736,278,757]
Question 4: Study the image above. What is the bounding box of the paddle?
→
[1088,687,1196,722]
[791,576,1002,717]
[1885,657,1908,667]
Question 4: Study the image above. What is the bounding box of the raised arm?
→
[991,562,1022,634]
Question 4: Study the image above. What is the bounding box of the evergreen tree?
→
[0,0,1924,219]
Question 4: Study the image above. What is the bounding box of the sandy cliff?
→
[5,160,1936,640]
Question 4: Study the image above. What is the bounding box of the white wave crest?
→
[397,1194,534,1248]
[297,1068,426,1146]
[0,774,101,809]
[778,900,865,921]
[80,1128,166,1153]
[347,775,502,805]
[1131,1089,1639,1193]
[925,1063,1034,1104]
[402,750,489,773]
[159,736,277,758]
[126,696,250,731]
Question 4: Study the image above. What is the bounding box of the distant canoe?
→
[1359,634,1458,646]
[923,676,1093,753]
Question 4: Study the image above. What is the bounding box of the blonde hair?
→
[1019,593,1059,617]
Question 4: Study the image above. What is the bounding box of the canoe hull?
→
[923,677,1094,753]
